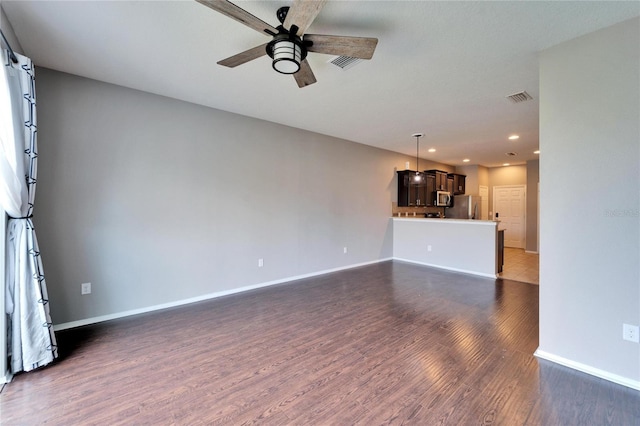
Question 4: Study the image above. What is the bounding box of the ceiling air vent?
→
[505,152,518,157]
[328,56,363,70]
[506,91,533,103]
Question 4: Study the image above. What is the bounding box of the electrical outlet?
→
[81,282,91,295]
[258,258,264,268]
[623,324,639,343]
[427,245,432,252]
[343,247,348,254]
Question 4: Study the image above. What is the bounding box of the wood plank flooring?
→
[1,261,638,425]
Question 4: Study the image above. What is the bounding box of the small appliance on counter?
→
[446,195,481,219]
[425,212,441,218]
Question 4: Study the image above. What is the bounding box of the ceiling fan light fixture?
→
[267,33,306,75]
[272,40,301,74]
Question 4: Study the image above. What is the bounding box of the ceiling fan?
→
[196,0,378,88]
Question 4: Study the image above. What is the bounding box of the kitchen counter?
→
[392,217,499,278]
[393,217,498,225]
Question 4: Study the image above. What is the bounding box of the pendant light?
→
[412,133,424,182]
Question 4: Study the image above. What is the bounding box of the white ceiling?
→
[3,1,639,167]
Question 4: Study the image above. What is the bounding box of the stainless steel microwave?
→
[435,191,452,207]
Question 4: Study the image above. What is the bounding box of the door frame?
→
[536,182,540,253]
[493,184,527,249]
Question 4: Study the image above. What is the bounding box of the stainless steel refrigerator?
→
[445,195,482,219]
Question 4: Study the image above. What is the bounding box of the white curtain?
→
[1,49,57,373]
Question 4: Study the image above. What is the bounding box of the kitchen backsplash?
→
[391,202,445,217]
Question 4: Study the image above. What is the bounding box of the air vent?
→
[506,91,533,103]
[328,56,363,70]
[505,152,518,157]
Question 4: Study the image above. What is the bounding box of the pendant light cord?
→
[415,135,420,174]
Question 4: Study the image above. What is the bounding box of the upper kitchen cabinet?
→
[426,173,436,205]
[397,170,429,207]
[448,173,466,195]
[447,175,454,194]
[426,170,448,191]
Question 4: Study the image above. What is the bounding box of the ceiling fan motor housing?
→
[276,6,289,24]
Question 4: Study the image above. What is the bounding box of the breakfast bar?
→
[392,217,500,278]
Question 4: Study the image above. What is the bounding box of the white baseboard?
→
[53,257,393,332]
[393,257,497,279]
[534,348,640,391]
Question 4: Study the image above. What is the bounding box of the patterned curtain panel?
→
[0,49,57,373]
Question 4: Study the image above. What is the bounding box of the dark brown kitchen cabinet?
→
[448,173,466,195]
[426,173,436,206]
[426,170,448,191]
[447,175,454,194]
[397,170,428,207]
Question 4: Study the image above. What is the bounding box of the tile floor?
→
[499,247,539,285]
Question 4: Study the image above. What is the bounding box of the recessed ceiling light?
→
[503,163,510,166]
[508,135,520,140]
[534,150,540,154]
[428,148,436,153]
[463,159,470,163]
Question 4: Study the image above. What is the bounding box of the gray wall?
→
[0,6,23,54]
[455,164,479,195]
[539,17,639,385]
[478,166,489,189]
[34,68,416,326]
[525,160,539,252]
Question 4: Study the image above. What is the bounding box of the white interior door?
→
[493,185,526,248]
[479,185,489,220]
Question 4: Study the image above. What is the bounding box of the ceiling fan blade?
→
[283,0,328,37]
[217,43,269,68]
[304,34,378,59]
[196,0,278,36]
[294,60,317,88]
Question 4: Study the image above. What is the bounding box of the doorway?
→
[499,248,539,284]
[493,185,526,248]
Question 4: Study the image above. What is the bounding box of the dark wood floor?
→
[1,261,639,425]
